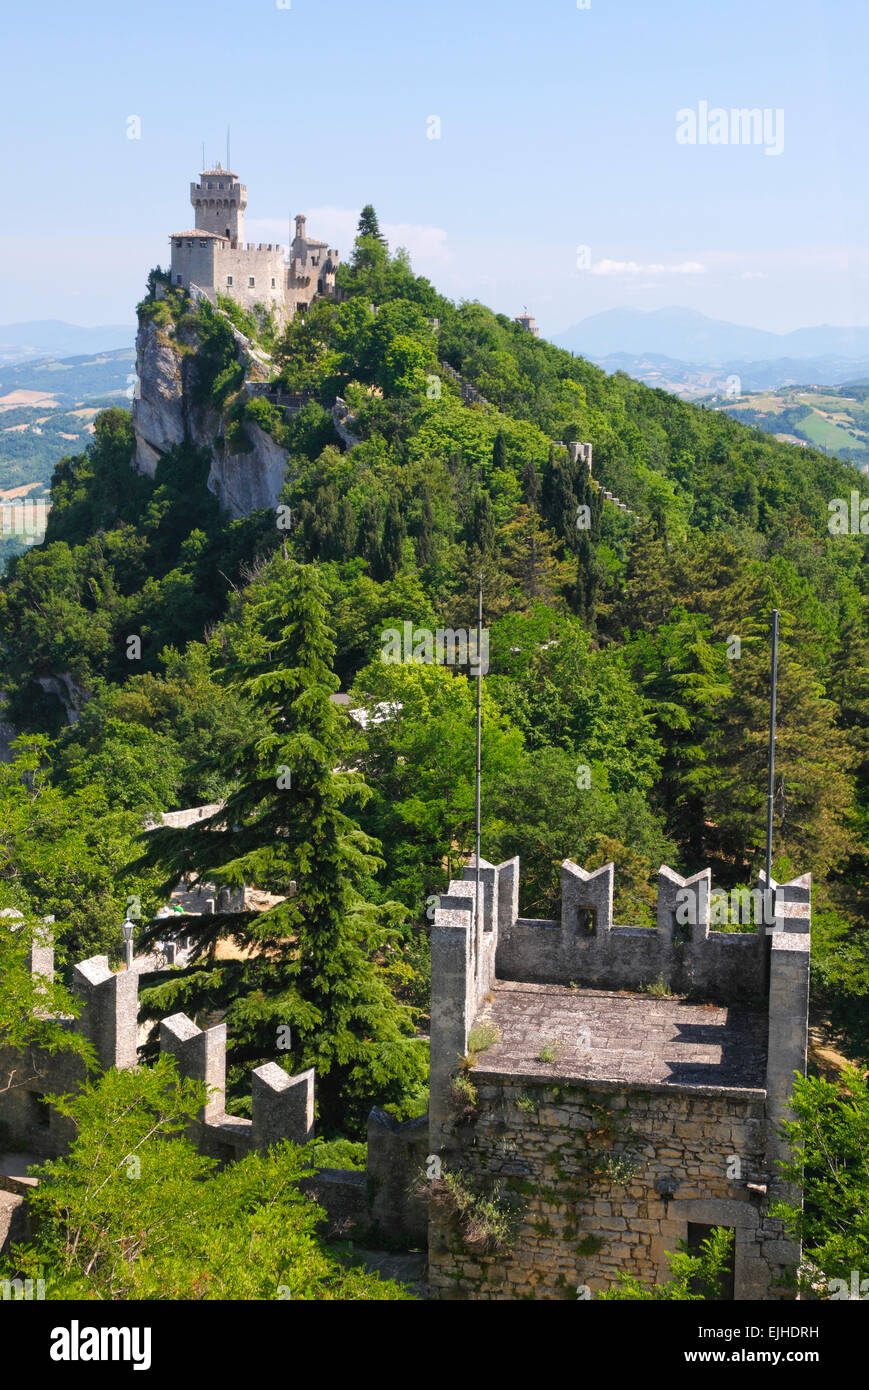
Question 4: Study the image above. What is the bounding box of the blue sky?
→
[2,0,867,335]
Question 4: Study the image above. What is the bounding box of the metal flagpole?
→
[764,609,780,902]
[475,571,483,938]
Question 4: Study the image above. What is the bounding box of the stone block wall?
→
[0,943,425,1251]
[428,1075,794,1301]
[427,854,811,1300]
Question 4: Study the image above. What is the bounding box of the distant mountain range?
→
[552,309,869,398]
[0,320,136,366]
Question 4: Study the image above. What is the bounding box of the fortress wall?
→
[428,1075,791,1301]
[367,1109,429,1244]
[494,864,812,1002]
[215,244,287,317]
[429,857,513,1138]
[0,945,424,1249]
[170,241,287,320]
[427,853,810,1300]
[171,239,217,293]
[0,951,314,1163]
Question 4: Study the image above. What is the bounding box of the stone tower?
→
[190,166,246,248]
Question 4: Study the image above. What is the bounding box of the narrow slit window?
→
[576,906,596,937]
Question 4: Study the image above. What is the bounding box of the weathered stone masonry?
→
[428,856,810,1300]
[0,942,427,1249]
[170,168,340,329]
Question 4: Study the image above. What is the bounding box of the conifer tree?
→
[698,624,855,880]
[356,204,385,244]
[378,494,406,580]
[139,557,425,1131]
[540,443,577,545]
[570,464,602,622]
[358,497,383,575]
[416,489,435,569]
[501,505,563,605]
[522,457,541,510]
[469,492,496,555]
[337,496,357,560]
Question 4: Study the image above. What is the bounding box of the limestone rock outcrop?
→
[130,300,307,521]
[132,318,187,478]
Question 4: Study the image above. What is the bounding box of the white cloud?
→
[591,259,707,276]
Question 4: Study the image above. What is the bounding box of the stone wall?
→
[428,1074,794,1301]
[0,941,425,1252]
[170,238,287,321]
[427,853,811,1300]
[495,861,810,1002]
[0,949,315,1164]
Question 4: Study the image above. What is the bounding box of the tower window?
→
[249,277,255,287]
[176,275,182,284]
[271,278,276,288]
[226,276,233,286]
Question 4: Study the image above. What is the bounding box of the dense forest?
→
[1,207,867,1146]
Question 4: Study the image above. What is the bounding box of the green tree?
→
[2,1057,411,1300]
[0,892,93,1096]
[597,1226,734,1300]
[139,557,427,1132]
[416,489,435,569]
[0,737,164,964]
[378,494,407,580]
[492,428,508,472]
[350,659,525,914]
[357,204,385,245]
[771,1067,869,1292]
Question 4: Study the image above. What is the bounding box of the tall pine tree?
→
[139,557,426,1132]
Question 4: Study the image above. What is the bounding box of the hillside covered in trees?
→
[1,208,867,1135]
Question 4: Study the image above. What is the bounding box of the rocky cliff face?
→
[131,301,293,521]
[131,318,187,479]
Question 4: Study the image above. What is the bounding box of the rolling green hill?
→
[0,223,867,1087]
[719,383,869,472]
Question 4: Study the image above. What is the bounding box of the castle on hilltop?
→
[169,167,340,326]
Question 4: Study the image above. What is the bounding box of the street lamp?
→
[121,919,135,972]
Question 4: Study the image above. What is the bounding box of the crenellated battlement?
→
[431,856,810,1025]
[428,852,812,1300]
[0,942,427,1251]
[429,854,811,1130]
[0,944,315,1165]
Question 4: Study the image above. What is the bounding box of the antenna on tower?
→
[764,608,780,899]
[201,141,205,171]
[226,125,231,171]
[474,570,483,940]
